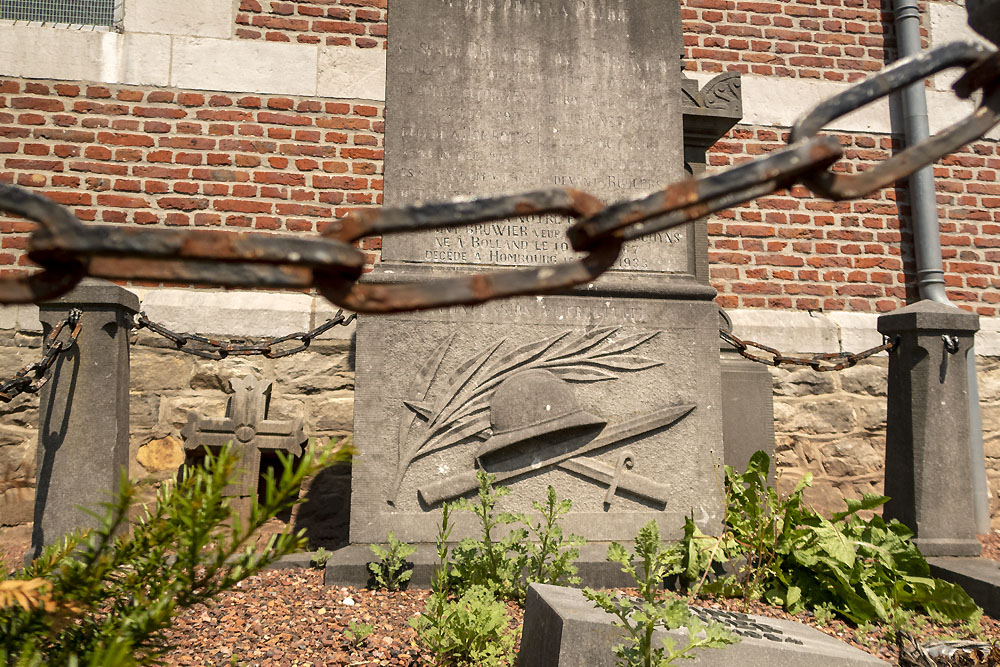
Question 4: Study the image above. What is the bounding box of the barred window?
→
[0,0,122,28]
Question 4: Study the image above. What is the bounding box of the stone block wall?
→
[0,318,357,547]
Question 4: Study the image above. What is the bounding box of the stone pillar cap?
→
[40,278,140,312]
[877,300,979,335]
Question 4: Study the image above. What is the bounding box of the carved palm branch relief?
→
[389,326,663,503]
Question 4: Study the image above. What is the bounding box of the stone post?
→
[26,279,139,563]
[877,301,982,557]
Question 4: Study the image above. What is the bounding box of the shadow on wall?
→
[292,461,352,550]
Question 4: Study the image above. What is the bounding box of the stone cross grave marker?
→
[345,0,728,555]
[181,375,305,521]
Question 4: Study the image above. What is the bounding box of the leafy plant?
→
[344,620,373,648]
[310,547,331,569]
[368,531,416,591]
[522,484,585,590]
[411,501,519,667]
[0,440,346,666]
[448,471,528,601]
[445,471,584,602]
[677,450,981,625]
[584,520,738,667]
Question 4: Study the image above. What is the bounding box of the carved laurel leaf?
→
[574,355,664,372]
[427,340,504,430]
[550,367,618,383]
[592,331,659,356]
[547,326,617,360]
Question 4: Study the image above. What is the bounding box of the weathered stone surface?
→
[720,351,775,480]
[0,487,33,527]
[136,436,185,473]
[29,280,139,561]
[351,297,724,545]
[839,361,889,397]
[771,367,838,398]
[130,352,191,392]
[382,0,694,290]
[518,583,889,667]
[879,302,982,557]
[306,396,355,433]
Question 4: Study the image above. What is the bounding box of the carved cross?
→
[181,375,305,520]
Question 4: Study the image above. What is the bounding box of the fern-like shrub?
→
[0,440,346,666]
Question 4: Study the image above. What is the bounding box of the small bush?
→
[0,440,346,666]
[368,531,416,591]
[584,520,738,667]
[675,450,980,624]
[411,501,519,667]
[344,620,373,648]
[448,470,583,602]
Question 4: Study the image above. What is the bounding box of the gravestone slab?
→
[351,296,724,544]
[346,0,725,553]
[518,583,890,667]
[382,0,698,292]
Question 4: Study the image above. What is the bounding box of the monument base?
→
[927,557,1000,618]
[350,293,725,546]
[323,543,658,590]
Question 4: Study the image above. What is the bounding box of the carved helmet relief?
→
[479,369,606,459]
[390,327,695,509]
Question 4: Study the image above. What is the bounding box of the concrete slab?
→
[518,583,889,667]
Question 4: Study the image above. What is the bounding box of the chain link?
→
[719,328,898,372]
[0,41,996,312]
[132,310,356,360]
[0,309,83,402]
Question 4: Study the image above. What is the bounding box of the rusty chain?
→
[0,41,997,313]
[0,308,82,403]
[133,309,356,360]
[719,329,897,372]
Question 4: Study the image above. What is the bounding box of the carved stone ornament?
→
[390,327,694,508]
[181,375,305,517]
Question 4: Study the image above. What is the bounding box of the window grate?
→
[0,0,119,27]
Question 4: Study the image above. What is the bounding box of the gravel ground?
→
[157,568,999,667]
[2,530,999,665]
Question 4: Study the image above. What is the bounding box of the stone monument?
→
[346,0,741,553]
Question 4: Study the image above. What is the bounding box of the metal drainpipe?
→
[893,0,991,534]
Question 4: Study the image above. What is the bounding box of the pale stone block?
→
[0,305,16,331]
[0,26,170,86]
[171,38,318,96]
[317,46,386,101]
[15,304,40,333]
[928,2,991,91]
[740,77,893,134]
[727,309,839,354]
[828,311,884,354]
[312,296,357,340]
[140,289,313,338]
[977,316,1000,356]
[123,0,233,39]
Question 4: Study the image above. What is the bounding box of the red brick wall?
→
[1,0,998,315]
[236,0,386,48]
[0,80,385,273]
[681,0,899,81]
[707,127,1000,316]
